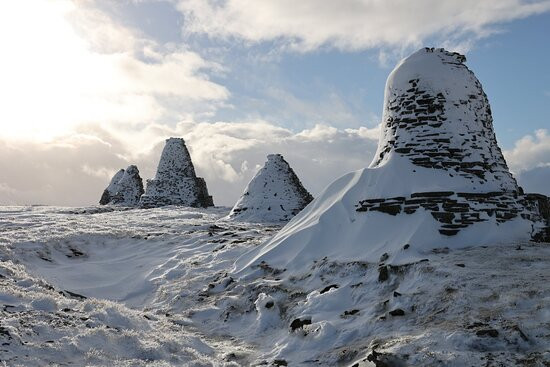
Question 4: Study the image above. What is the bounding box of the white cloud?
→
[176,0,550,52]
[0,0,228,141]
[0,121,379,206]
[503,129,550,173]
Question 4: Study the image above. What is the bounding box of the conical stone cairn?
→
[140,138,214,208]
[99,165,144,206]
[227,154,313,222]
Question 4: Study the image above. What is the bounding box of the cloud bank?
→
[176,0,550,51]
[0,122,380,206]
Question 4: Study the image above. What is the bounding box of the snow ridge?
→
[140,138,214,208]
[227,154,313,222]
[99,165,144,206]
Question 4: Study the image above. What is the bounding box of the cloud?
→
[0,121,379,206]
[176,0,550,52]
[0,0,228,141]
[503,129,550,173]
[502,128,550,195]
[516,166,550,196]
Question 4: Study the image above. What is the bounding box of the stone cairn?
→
[356,48,549,240]
[140,138,214,208]
[228,154,313,222]
[99,165,144,206]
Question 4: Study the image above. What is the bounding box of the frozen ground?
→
[1,206,549,366]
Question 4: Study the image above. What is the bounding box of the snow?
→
[226,154,313,223]
[1,205,548,366]
[0,206,550,366]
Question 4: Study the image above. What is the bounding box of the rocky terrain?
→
[227,154,313,223]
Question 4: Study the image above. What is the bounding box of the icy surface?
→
[227,154,313,223]
[140,138,214,208]
[99,165,144,206]
[0,206,549,366]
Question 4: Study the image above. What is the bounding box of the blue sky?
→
[105,0,550,148]
[0,0,549,205]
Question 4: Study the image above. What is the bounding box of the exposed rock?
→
[389,309,405,316]
[140,138,214,208]
[99,165,144,206]
[227,154,313,222]
[290,317,311,331]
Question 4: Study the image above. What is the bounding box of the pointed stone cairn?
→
[356,47,549,240]
[99,165,144,206]
[140,137,214,208]
[228,154,313,222]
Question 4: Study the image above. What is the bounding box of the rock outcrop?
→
[227,154,313,222]
[140,138,214,208]
[235,48,549,273]
[99,165,144,206]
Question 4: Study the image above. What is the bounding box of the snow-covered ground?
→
[1,206,549,366]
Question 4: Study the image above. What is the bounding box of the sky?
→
[0,0,549,206]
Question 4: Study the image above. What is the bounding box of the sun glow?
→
[0,1,163,141]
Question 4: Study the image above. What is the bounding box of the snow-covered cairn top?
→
[140,138,214,208]
[227,154,313,222]
[99,165,144,206]
[373,47,517,192]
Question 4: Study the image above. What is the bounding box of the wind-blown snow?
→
[226,154,313,223]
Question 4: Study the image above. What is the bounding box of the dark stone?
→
[389,309,405,316]
[431,212,455,223]
[59,290,87,300]
[371,205,401,215]
[476,329,499,338]
[319,284,339,294]
[378,266,389,282]
[343,309,360,316]
[290,318,311,331]
[439,229,459,236]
